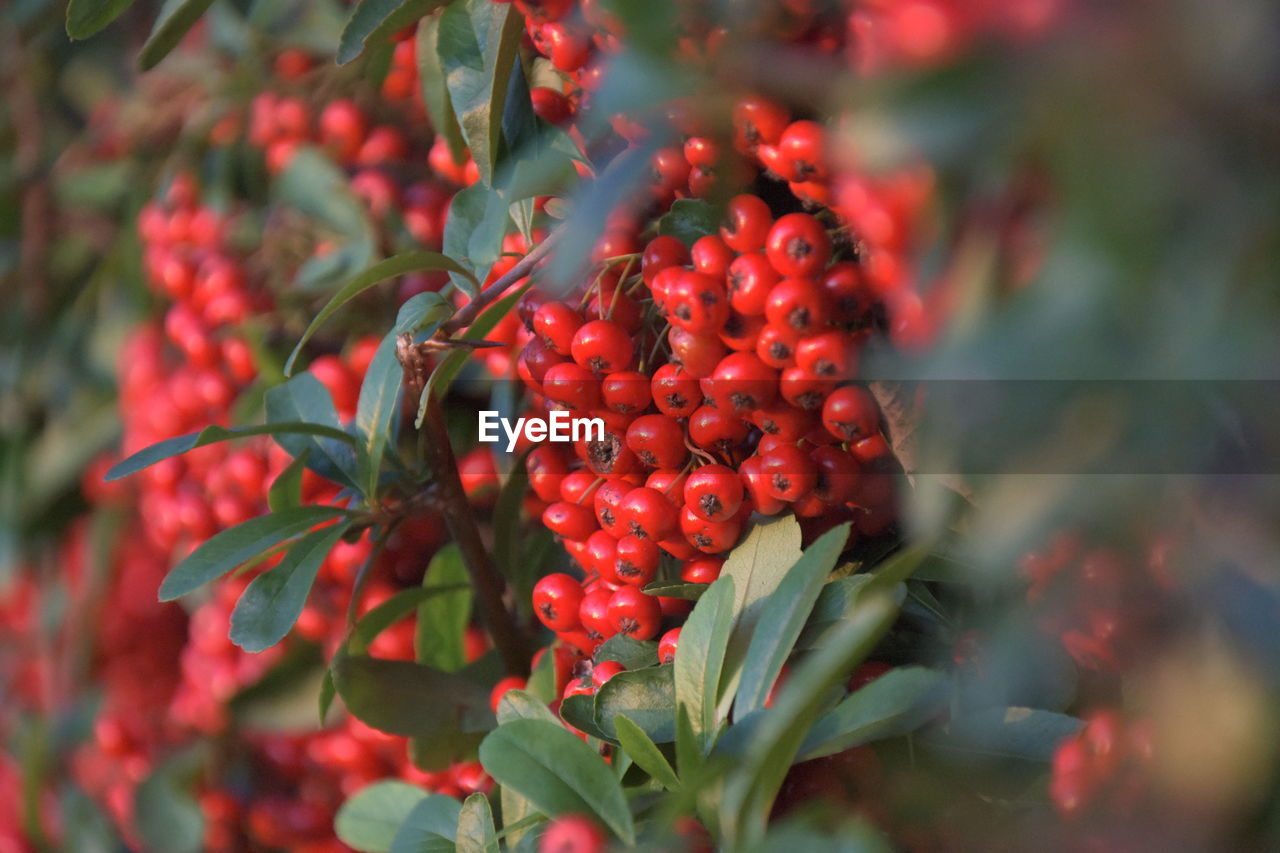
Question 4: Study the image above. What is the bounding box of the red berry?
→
[680,505,743,553]
[812,445,861,505]
[527,446,571,502]
[625,414,688,470]
[740,455,789,515]
[687,406,750,455]
[606,587,662,640]
[668,327,727,378]
[542,501,600,541]
[571,319,634,373]
[593,477,632,536]
[533,573,585,632]
[534,302,584,355]
[683,464,744,521]
[584,529,621,583]
[721,194,773,253]
[490,676,528,712]
[651,363,703,417]
[614,534,660,586]
[658,627,681,664]
[765,276,832,335]
[543,362,603,411]
[780,366,835,410]
[618,487,679,540]
[667,271,729,335]
[641,235,690,286]
[530,86,572,125]
[539,815,606,853]
[691,235,735,278]
[601,370,651,413]
[776,120,826,182]
[756,322,801,368]
[578,587,617,640]
[733,95,790,153]
[821,385,880,442]
[765,213,831,278]
[708,352,778,415]
[759,445,819,502]
[680,556,724,584]
[591,660,625,688]
[796,330,860,378]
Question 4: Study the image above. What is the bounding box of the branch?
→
[440,228,563,335]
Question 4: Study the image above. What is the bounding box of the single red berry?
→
[740,455,789,515]
[571,319,634,373]
[749,404,817,442]
[668,327,728,378]
[576,426,640,477]
[683,464,744,521]
[765,276,832,335]
[682,135,719,168]
[708,352,778,415]
[759,445,819,502]
[606,587,663,640]
[541,22,592,72]
[796,330,860,378]
[591,660,626,688]
[625,414,689,469]
[650,146,692,200]
[593,477,631,536]
[542,501,600,541]
[614,534,660,586]
[691,234,735,278]
[821,385,881,443]
[822,261,872,324]
[618,486,679,540]
[732,95,790,153]
[727,252,780,316]
[534,301,584,355]
[812,445,861,505]
[687,406,750,455]
[645,468,689,505]
[681,557,724,584]
[651,363,703,417]
[578,587,617,640]
[780,365,836,410]
[776,120,826,182]
[658,627,681,664]
[601,370,651,413]
[680,505,743,553]
[490,676,528,712]
[719,311,766,353]
[560,469,602,505]
[538,814,607,853]
[542,362,603,411]
[765,213,831,278]
[584,529,621,583]
[533,573,585,632]
[721,194,773,253]
[641,235,690,286]
[527,446,571,502]
[667,270,730,335]
[530,86,572,125]
[756,322,801,369]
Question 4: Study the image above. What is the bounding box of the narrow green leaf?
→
[319,667,338,724]
[267,448,310,513]
[356,333,405,497]
[388,795,463,853]
[286,255,460,375]
[336,780,428,852]
[106,422,354,482]
[674,576,735,749]
[133,752,204,853]
[351,584,469,654]
[66,0,135,39]
[437,0,525,185]
[796,574,873,650]
[333,655,493,738]
[479,719,635,844]
[415,543,473,671]
[416,12,467,165]
[338,0,444,66]
[265,373,363,492]
[799,667,948,761]
[456,793,497,853]
[734,523,851,717]
[496,689,561,726]
[275,148,375,290]
[138,0,216,70]
[229,522,351,653]
[158,507,349,601]
[673,703,700,782]
[440,182,491,296]
[492,448,530,583]
[614,715,679,791]
[640,581,707,601]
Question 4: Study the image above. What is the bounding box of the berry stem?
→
[441,228,563,335]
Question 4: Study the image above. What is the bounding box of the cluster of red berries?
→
[1050,710,1154,818]
[1020,532,1175,672]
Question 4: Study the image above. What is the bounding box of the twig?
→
[441,229,563,335]
[419,396,532,674]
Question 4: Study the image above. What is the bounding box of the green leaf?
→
[106,422,354,482]
[133,752,204,853]
[799,667,948,760]
[333,655,494,738]
[336,780,429,852]
[276,148,375,285]
[734,524,851,717]
[926,707,1083,763]
[351,584,469,654]
[717,588,902,849]
[594,635,659,670]
[396,291,454,335]
[674,575,735,750]
[66,0,135,39]
[356,333,405,497]
[265,373,363,492]
[657,199,723,248]
[229,522,351,653]
[492,448,530,583]
[287,254,461,375]
[388,794,462,853]
[440,182,493,296]
[415,543,473,671]
[158,507,349,601]
[594,665,676,742]
[138,0,217,70]
[796,574,873,650]
[437,0,525,186]
[479,719,635,844]
[640,581,707,601]
[456,792,498,853]
[338,0,444,66]
[614,714,679,791]
[417,12,467,164]
[496,689,561,726]
[267,448,310,513]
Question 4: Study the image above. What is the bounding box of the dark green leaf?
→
[559,693,612,742]
[133,752,204,853]
[594,635,659,670]
[158,507,349,601]
[138,0,217,70]
[267,448,310,513]
[492,448,530,583]
[396,291,453,335]
[229,523,351,653]
[657,199,723,248]
[333,655,494,738]
[352,584,469,654]
[335,780,429,852]
[338,0,444,66]
[614,715,679,791]
[415,543,473,672]
[674,575,735,749]
[287,254,461,374]
[417,12,467,164]
[355,333,405,496]
[926,707,1083,763]
[105,422,354,482]
[456,792,498,853]
[479,719,635,844]
[265,373,363,492]
[388,795,463,853]
[437,0,524,185]
[276,148,375,285]
[796,574,873,650]
[640,581,707,601]
[66,0,135,39]
[800,667,949,760]
[595,665,676,743]
[441,182,491,295]
[496,689,561,726]
[734,523,851,717]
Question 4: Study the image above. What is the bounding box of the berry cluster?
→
[1050,710,1154,818]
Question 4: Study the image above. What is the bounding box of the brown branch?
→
[440,228,563,335]
[419,396,532,675]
